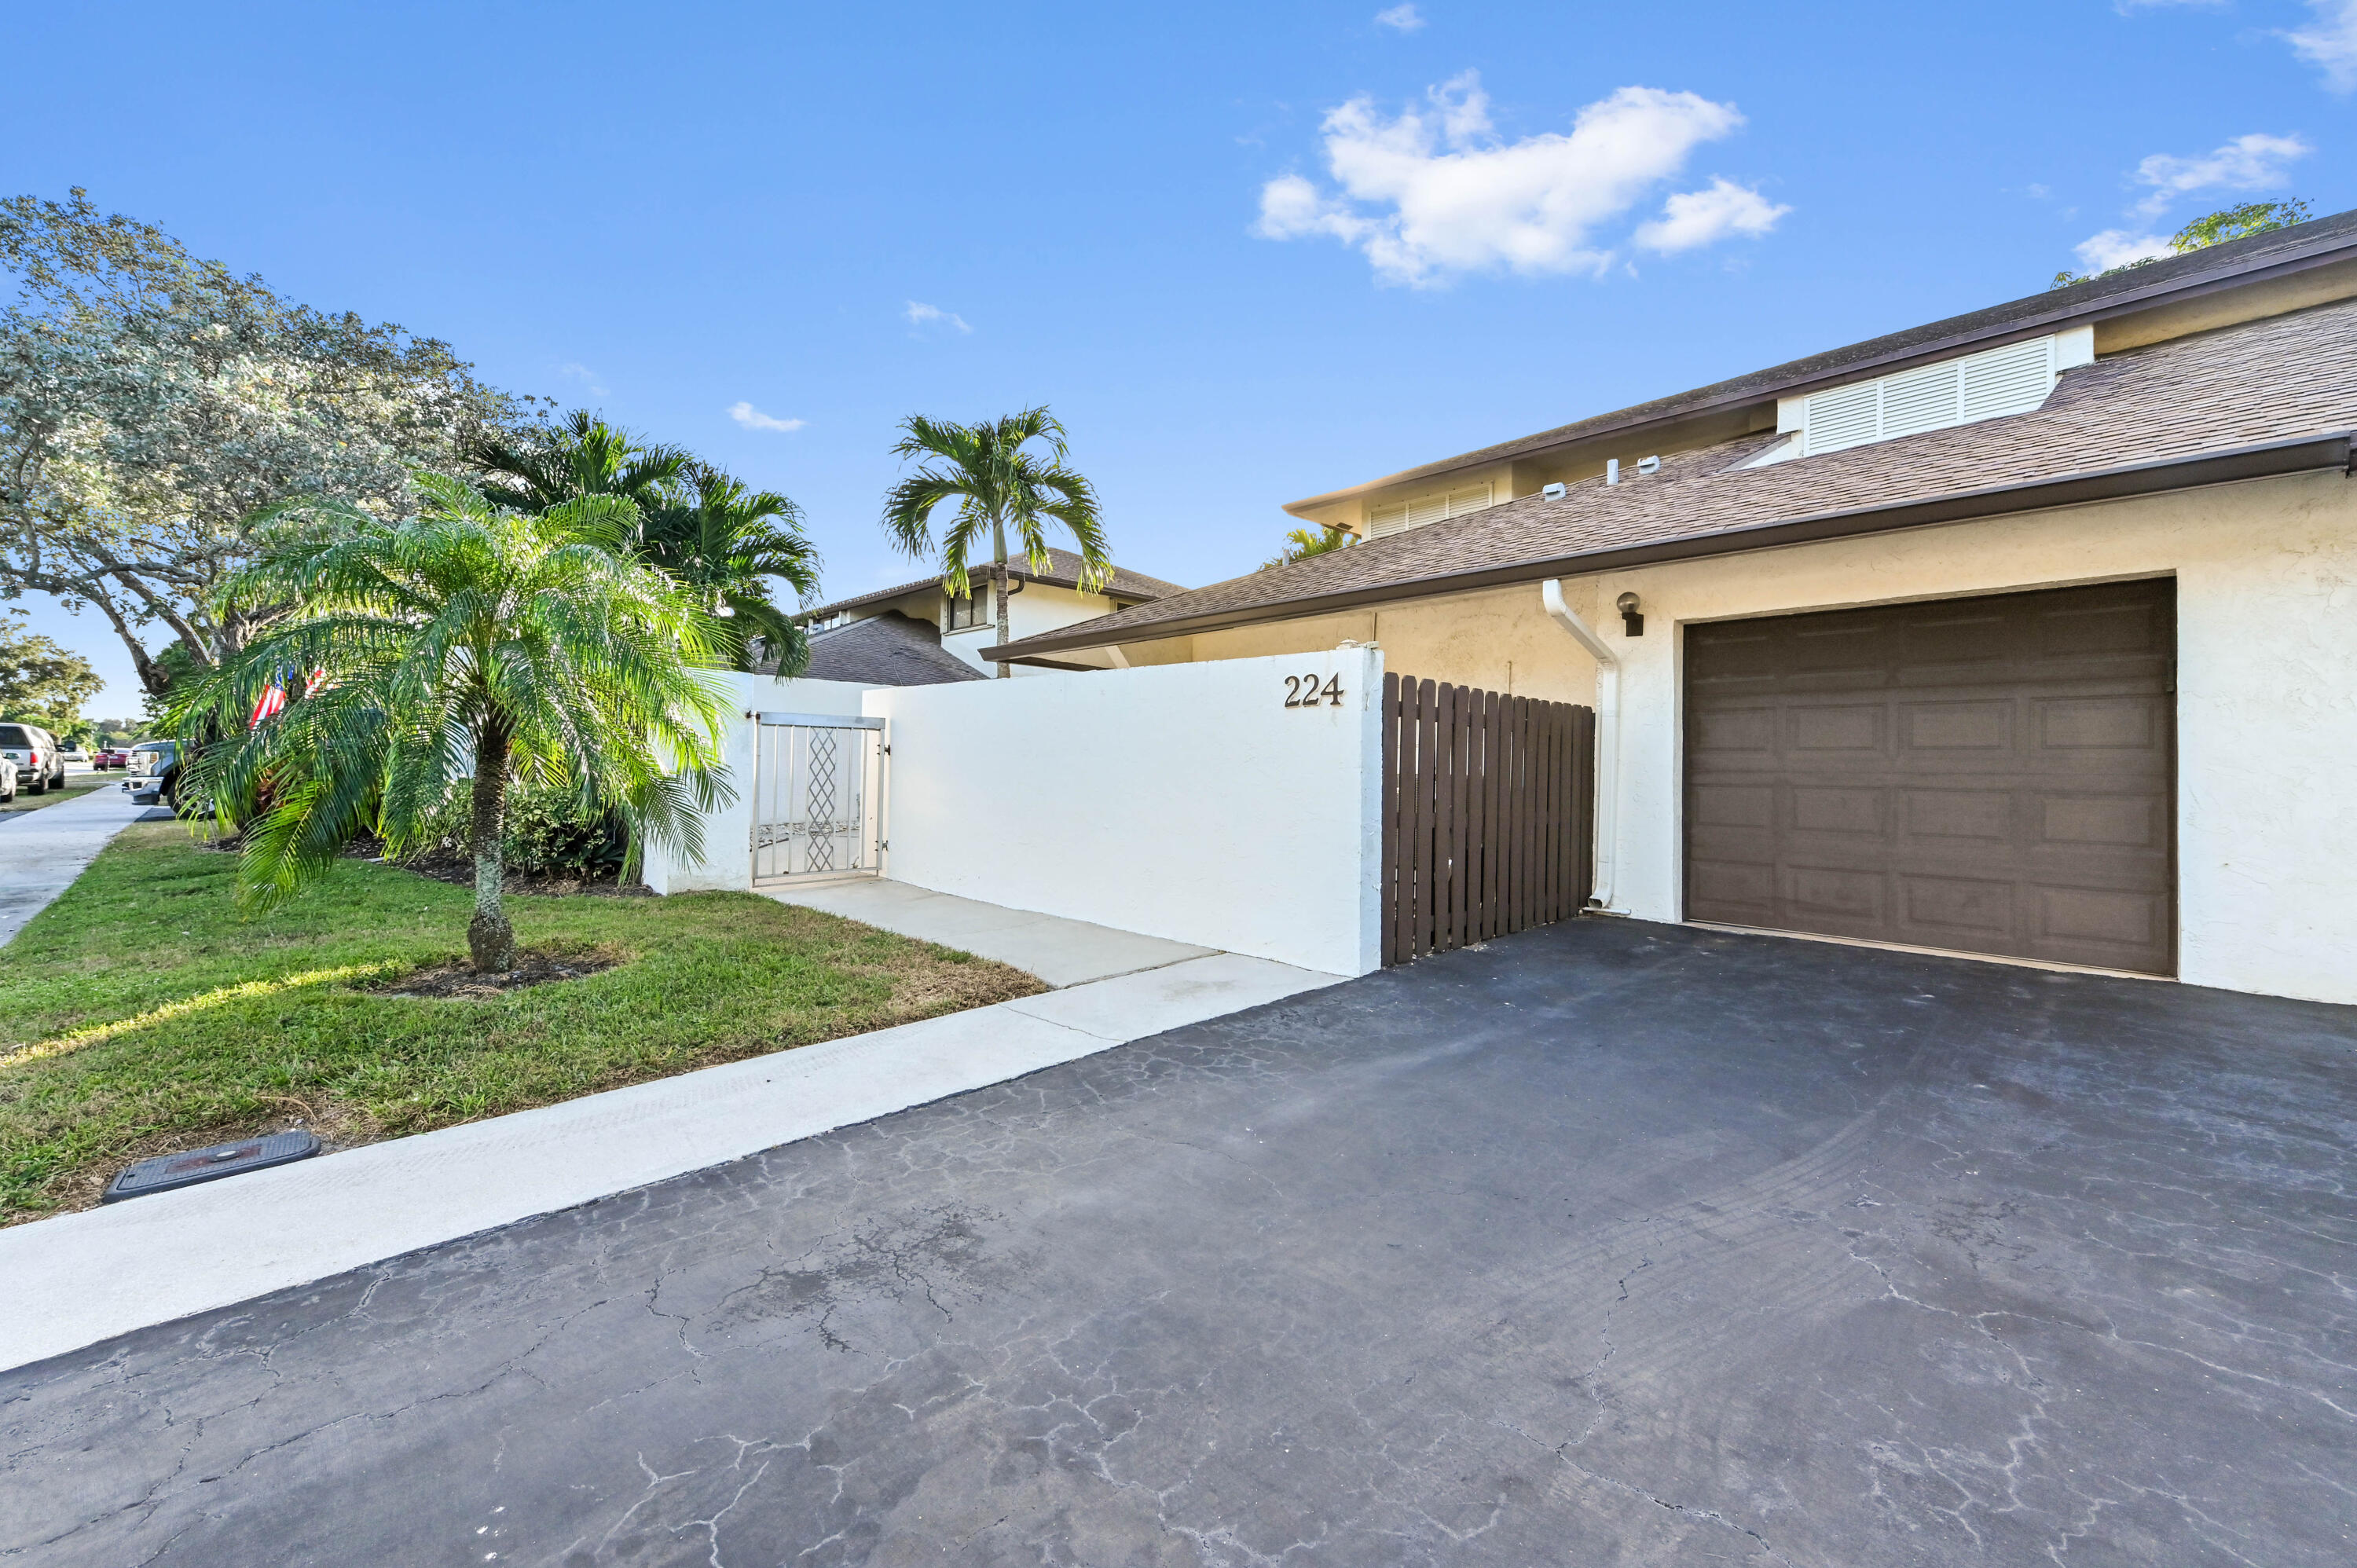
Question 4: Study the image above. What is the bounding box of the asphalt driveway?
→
[5,919,2352,1566]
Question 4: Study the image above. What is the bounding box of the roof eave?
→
[997,432,2354,660]
[1282,233,2357,516]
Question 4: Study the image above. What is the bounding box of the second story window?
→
[945,586,990,630]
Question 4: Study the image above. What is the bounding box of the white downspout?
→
[1542,580,1627,914]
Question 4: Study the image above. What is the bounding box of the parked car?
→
[0,724,65,794]
[123,741,181,809]
[60,746,90,764]
[92,747,132,770]
[0,756,16,804]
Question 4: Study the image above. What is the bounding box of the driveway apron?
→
[3,919,2352,1566]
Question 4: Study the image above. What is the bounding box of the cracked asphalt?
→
[5,918,2354,1566]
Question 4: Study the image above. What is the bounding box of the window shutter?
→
[1367,501,1409,538]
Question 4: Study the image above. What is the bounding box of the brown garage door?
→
[1684,579,2176,974]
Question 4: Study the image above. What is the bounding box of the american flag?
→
[247,669,326,731]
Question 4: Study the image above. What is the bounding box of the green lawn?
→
[0,823,1042,1223]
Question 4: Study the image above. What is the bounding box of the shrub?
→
[406,779,632,880]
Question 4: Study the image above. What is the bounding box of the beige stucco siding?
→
[1168,468,2357,1004]
[1190,584,1604,705]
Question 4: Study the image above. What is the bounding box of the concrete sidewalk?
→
[0,944,1343,1370]
[0,782,159,946]
[761,877,1215,987]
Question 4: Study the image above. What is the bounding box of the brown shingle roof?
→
[802,548,1186,621]
[792,611,986,687]
[1287,205,2357,513]
[998,296,2357,660]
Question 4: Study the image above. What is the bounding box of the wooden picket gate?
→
[1380,672,1596,965]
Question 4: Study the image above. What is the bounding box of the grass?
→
[0,823,1044,1223]
[0,771,115,819]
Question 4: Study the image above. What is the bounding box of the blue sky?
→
[7,0,2355,716]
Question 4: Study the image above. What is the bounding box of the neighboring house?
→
[989,207,2357,1004]
[795,612,984,687]
[796,548,1187,678]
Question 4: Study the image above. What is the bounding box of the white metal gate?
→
[752,711,885,885]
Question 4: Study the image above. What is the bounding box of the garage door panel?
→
[1901,787,2013,843]
[2033,887,2168,958]
[2033,597,2164,659]
[1785,703,1884,753]
[1688,861,1776,924]
[1790,786,1883,837]
[1902,700,2014,751]
[2037,793,2168,850]
[2035,695,2165,753]
[1898,874,2017,944]
[1693,708,1777,757]
[1784,866,1886,927]
[1787,621,1888,677]
[1689,782,1774,830]
[1685,579,2175,975]
[1899,609,2011,672]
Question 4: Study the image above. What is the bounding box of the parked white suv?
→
[0,724,67,795]
[0,755,16,804]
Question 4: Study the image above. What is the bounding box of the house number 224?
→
[1283,672,1344,708]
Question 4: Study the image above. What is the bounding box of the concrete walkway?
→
[0,929,1341,1369]
[761,877,1215,987]
[0,782,157,946]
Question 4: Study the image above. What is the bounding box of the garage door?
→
[1684,579,2176,974]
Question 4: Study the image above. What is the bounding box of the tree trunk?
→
[467,722,516,973]
[991,518,1010,679]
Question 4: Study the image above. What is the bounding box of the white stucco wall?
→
[863,648,1385,975]
[641,674,874,895]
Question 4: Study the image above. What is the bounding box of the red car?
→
[92,749,132,770]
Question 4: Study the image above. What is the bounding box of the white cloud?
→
[1374,4,1425,31]
[904,300,972,333]
[1634,178,1789,252]
[2285,1,2357,91]
[1254,72,1768,285]
[2131,131,2311,215]
[728,401,805,433]
[556,362,609,397]
[2073,229,2175,272]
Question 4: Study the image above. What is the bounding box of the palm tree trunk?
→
[467,720,517,973]
[991,517,1011,678]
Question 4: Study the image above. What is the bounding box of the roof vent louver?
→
[1786,328,2089,460]
[1366,481,1494,539]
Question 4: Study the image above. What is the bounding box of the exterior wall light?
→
[1616,592,1644,637]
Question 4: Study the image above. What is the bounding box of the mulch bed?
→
[368,950,621,999]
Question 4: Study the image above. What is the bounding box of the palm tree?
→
[636,463,822,675]
[880,407,1109,676]
[172,474,733,973]
[1260,523,1355,571]
[480,416,817,675]
[475,409,687,515]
